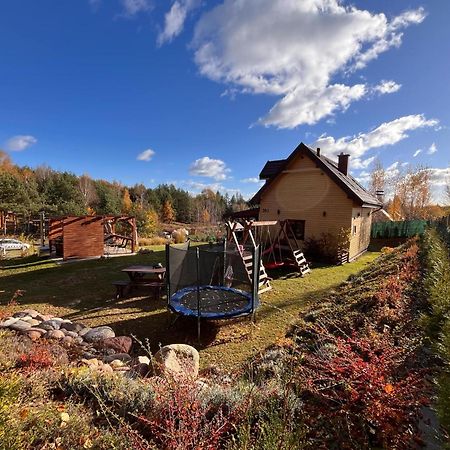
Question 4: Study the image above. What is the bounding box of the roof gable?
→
[250,142,381,207]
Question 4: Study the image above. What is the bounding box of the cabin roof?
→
[251,142,382,208]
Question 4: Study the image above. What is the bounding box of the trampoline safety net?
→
[166,242,260,319]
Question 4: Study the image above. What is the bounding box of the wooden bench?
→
[112,280,131,299]
[131,281,165,300]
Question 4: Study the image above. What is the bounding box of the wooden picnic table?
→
[121,265,166,282]
[114,265,166,300]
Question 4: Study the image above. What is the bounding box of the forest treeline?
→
[0,151,247,235]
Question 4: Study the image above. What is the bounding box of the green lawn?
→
[0,247,380,369]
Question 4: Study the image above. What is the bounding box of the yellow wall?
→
[258,153,373,259]
[349,206,373,260]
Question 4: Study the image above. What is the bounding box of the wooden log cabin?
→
[249,142,382,262]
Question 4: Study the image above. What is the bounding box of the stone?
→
[46,330,65,340]
[21,309,40,318]
[0,317,19,328]
[62,336,73,345]
[22,318,41,327]
[35,314,52,322]
[26,330,43,341]
[101,364,114,374]
[16,315,32,322]
[10,320,32,332]
[109,359,126,369]
[83,326,115,343]
[12,311,30,319]
[63,330,79,338]
[104,353,132,363]
[60,322,84,333]
[78,327,92,337]
[98,336,132,354]
[132,356,151,377]
[38,320,61,330]
[74,337,84,345]
[154,344,199,379]
[27,327,46,334]
[82,358,100,367]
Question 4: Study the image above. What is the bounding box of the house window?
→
[353,225,357,235]
[289,220,305,240]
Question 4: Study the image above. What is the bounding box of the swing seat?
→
[264,261,285,270]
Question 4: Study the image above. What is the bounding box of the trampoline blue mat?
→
[169,285,257,319]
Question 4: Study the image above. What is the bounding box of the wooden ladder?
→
[292,250,311,276]
[242,252,272,294]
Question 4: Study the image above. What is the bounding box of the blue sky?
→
[1,0,449,201]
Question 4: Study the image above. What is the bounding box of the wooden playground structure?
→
[225,219,311,294]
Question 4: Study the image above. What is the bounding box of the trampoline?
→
[165,241,261,338]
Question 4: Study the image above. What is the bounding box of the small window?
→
[289,220,305,240]
[353,225,357,235]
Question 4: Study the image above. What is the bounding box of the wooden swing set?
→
[225,219,310,294]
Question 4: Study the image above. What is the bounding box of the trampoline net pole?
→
[251,245,260,316]
[165,243,170,306]
[196,246,201,340]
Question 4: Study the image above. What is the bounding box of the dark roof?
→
[250,142,382,208]
[226,207,260,220]
[260,160,285,179]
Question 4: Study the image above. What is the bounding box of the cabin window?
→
[289,220,305,240]
[353,225,357,235]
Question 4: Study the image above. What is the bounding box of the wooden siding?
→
[62,216,104,260]
[349,206,373,260]
[259,154,353,244]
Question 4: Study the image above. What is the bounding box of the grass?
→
[0,246,380,369]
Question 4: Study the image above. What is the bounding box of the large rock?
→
[46,330,65,340]
[98,336,132,354]
[83,326,115,343]
[78,327,92,337]
[154,344,199,379]
[37,320,62,331]
[21,309,40,318]
[103,353,132,363]
[0,317,19,328]
[10,320,32,332]
[22,318,41,327]
[60,322,84,333]
[26,330,43,341]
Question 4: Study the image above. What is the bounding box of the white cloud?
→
[5,135,37,151]
[427,142,438,154]
[158,0,200,45]
[189,156,230,180]
[121,0,150,16]
[373,80,401,94]
[413,149,422,157]
[137,149,155,161]
[241,177,261,183]
[192,0,425,128]
[312,114,438,168]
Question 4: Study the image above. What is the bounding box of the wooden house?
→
[249,142,382,262]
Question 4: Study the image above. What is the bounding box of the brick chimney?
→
[316,147,321,156]
[338,153,350,175]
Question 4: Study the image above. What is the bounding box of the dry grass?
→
[0,246,380,370]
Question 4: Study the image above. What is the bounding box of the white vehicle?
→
[0,239,31,252]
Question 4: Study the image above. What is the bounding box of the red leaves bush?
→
[291,240,429,449]
[18,345,54,372]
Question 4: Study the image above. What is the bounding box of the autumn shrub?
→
[304,228,351,263]
[421,228,450,433]
[139,236,169,246]
[138,376,248,450]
